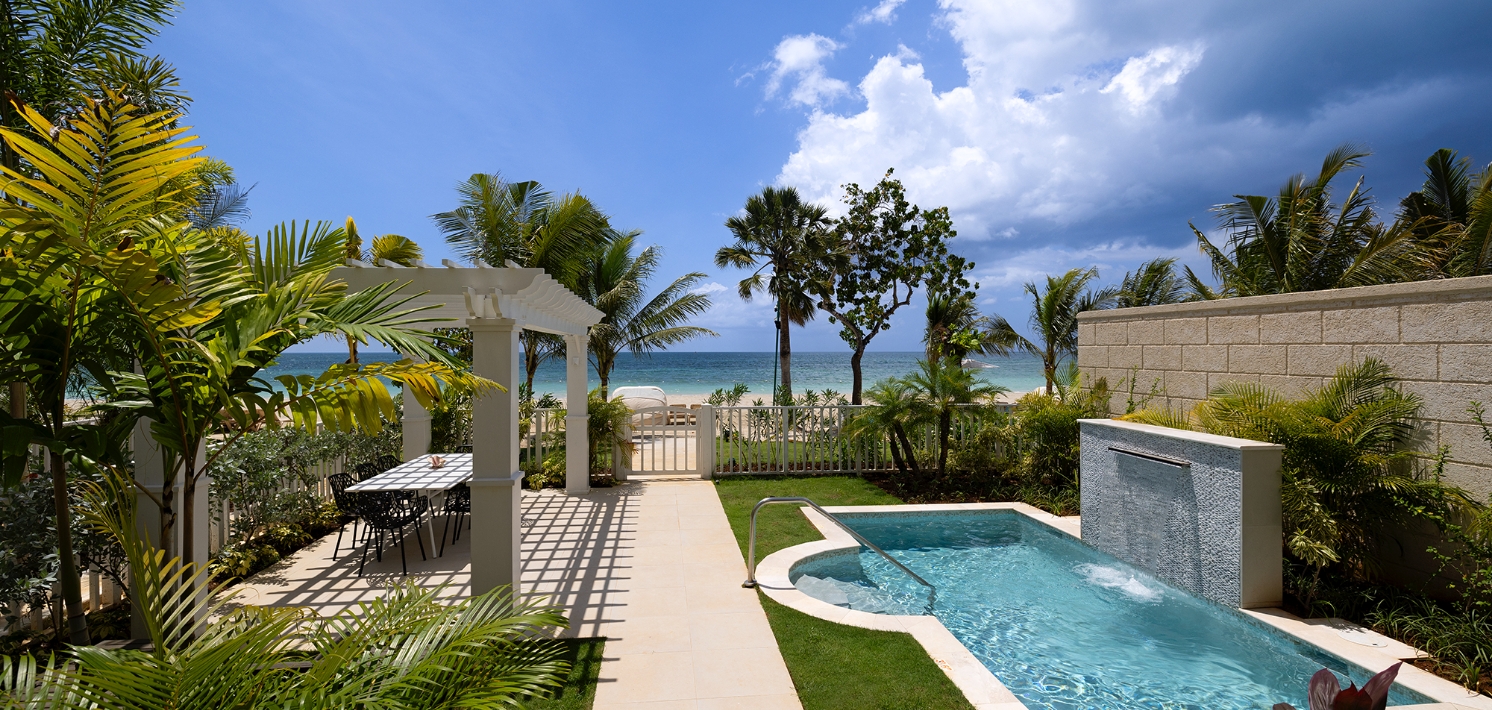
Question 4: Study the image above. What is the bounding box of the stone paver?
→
[228,478,799,709]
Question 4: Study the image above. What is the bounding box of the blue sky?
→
[150,0,1492,353]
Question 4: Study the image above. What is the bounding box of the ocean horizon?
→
[265,351,1050,398]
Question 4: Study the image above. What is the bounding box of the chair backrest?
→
[328,472,355,506]
[358,490,401,527]
[445,482,470,512]
[353,462,381,481]
[375,455,401,472]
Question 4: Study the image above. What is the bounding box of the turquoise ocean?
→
[266,351,1049,398]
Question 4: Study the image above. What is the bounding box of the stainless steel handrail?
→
[741,496,934,593]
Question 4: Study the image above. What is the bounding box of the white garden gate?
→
[617,405,713,478]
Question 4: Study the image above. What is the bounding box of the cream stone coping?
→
[753,502,1492,710]
[1079,417,1287,451]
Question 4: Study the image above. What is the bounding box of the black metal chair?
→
[327,472,359,560]
[357,491,429,576]
[439,483,471,556]
[375,455,401,472]
[352,462,382,482]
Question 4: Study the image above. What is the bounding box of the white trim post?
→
[468,316,524,596]
[699,404,716,479]
[564,332,590,494]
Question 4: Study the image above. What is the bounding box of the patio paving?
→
[226,477,800,710]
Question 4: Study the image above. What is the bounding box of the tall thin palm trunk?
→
[779,292,793,404]
[937,409,952,477]
[50,449,90,644]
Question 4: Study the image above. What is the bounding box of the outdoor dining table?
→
[347,453,472,558]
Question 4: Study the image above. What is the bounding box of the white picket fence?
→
[571,401,1013,479]
[208,454,346,555]
[711,403,1005,475]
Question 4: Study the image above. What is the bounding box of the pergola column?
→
[564,332,590,494]
[401,354,432,460]
[129,420,207,636]
[467,317,523,595]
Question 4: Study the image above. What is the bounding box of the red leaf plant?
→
[1274,662,1402,710]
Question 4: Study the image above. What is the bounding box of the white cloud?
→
[763,0,1489,329]
[778,3,1211,238]
[856,0,906,25]
[765,34,851,108]
[1101,43,1205,112]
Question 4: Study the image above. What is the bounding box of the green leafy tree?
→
[1117,257,1188,307]
[901,357,1005,478]
[578,234,716,395]
[1187,145,1417,298]
[1396,148,1492,278]
[0,92,200,644]
[716,186,829,402]
[987,267,1116,394]
[435,173,611,393]
[806,169,973,403]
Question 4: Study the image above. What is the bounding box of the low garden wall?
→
[1077,274,1492,501]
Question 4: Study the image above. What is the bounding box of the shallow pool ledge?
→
[754,502,1492,710]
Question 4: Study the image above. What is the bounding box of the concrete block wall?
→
[1076,274,1492,501]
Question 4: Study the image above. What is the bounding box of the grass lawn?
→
[524,638,605,710]
[714,475,972,710]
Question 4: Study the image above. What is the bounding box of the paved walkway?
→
[227,478,799,709]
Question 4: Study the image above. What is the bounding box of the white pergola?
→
[332,259,603,595]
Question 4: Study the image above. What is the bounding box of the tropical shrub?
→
[588,389,632,482]
[1131,359,1474,588]
[206,419,400,582]
[1,471,571,709]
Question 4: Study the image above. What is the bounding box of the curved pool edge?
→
[757,502,1491,710]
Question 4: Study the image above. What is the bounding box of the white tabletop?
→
[347,453,473,492]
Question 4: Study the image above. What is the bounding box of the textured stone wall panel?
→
[1079,420,1283,608]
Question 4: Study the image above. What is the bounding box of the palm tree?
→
[0,92,490,594]
[987,267,1116,394]
[716,186,830,403]
[901,358,1005,478]
[578,235,717,395]
[435,173,611,392]
[1117,257,1187,307]
[846,379,922,475]
[1396,148,1492,278]
[1188,144,1417,298]
[923,291,987,362]
[343,216,425,363]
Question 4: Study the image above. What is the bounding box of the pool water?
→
[790,511,1432,710]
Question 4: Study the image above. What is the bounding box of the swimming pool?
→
[788,510,1434,709]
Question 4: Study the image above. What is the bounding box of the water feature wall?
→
[1079,418,1284,608]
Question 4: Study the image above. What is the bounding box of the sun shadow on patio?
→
[223,483,652,637]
